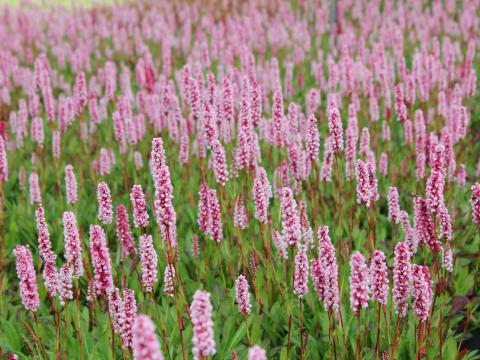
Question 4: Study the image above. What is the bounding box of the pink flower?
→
[211,140,228,186]
[442,244,453,273]
[191,290,216,359]
[403,120,413,144]
[116,205,136,260]
[388,187,400,224]
[233,196,248,230]
[89,225,113,296]
[0,136,8,182]
[58,264,74,306]
[399,211,418,255]
[130,185,149,228]
[163,265,175,297]
[456,164,467,186]
[412,265,433,322]
[139,235,158,292]
[280,187,301,247]
[294,245,309,298]
[29,172,42,205]
[64,165,78,205]
[150,137,166,182]
[97,182,113,225]
[14,245,40,312]
[379,152,388,176]
[311,258,326,303]
[153,165,177,248]
[133,315,164,360]
[207,189,223,243]
[63,211,83,277]
[393,242,411,318]
[438,203,452,241]
[122,288,138,349]
[74,71,87,115]
[35,206,55,263]
[42,260,59,297]
[248,346,267,360]
[328,106,343,154]
[426,145,446,214]
[108,287,126,335]
[198,183,210,234]
[317,226,339,312]
[272,89,284,147]
[355,160,371,207]
[253,171,268,224]
[349,252,370,312]
[235,274,251,315]
[414,197,441,253]
[394,84,407,122]
[203,102,218,148]
[179,133,189,165]
[359,127,370,156]
[31,116,44,147]
[471,183,480,224]
[272,231,288,260]
[370,250,389,305]
[306,114,320,162]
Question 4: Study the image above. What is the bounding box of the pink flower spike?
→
[89,225,113,296]
[29,172,42,205]
[64,165,78,205]
[349,252,370,312]
[107,287,126,335]
[35,206,56,263]
[130,184,149,228]
[116,205,136,260]
[211,140,228,186]
[248,345,267,360]
[122,288,138,349]
[197,183,210,234]
[328,106,344,154]
[317,226,339,312]
[14,245,40,312]
[370,250,389,305]
[0,136,8,183]
[58,264,74,306]
[412,265,433,322]
[280,187,301,247]
[253,172,268,224]
[311,258,326,303]
[471,183,480,224]
[191,290,216,359]
[233,196,248,230]
[163,264,175,297]
[133,315,164,360]
[207,189,223,243]
[97,182,113,225]
[442,245,454,273]
[387,187,400,224]
[294,245,309,298]
[139,234,158,292]
[63,211,83,278]
[235,274,252,315]
[393,242,411,318]
[414,197,441,253]
[306,114,320,162]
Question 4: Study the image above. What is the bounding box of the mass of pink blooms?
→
[1,0,478,358]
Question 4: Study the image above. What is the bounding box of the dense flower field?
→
[0,0,479,359]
